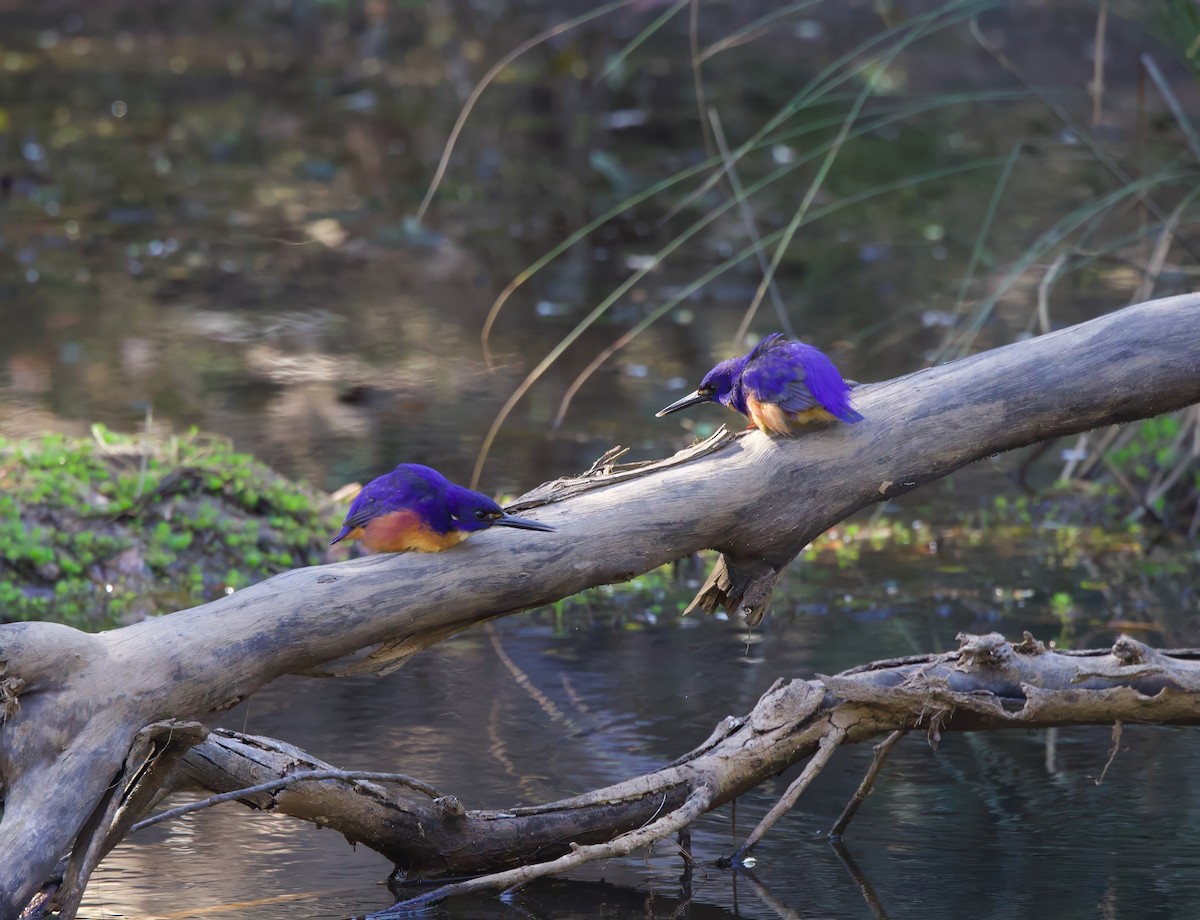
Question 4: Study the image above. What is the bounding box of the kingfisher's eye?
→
[474,509,488,520]
[698,385,715,396]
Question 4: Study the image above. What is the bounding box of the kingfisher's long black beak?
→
[493,513,555,532]
[655,390,709,417]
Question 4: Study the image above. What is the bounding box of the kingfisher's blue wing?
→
[742,343,819,412]
[339,484,398,532]
[743,339,861,421]
[339,467,442,531]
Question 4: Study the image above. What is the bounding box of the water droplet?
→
[111,100,128,118]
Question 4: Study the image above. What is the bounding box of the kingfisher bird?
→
[330,463,553,553]
[656,333,863,435]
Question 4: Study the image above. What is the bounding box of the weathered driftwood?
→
[1,294,1199,916]
[151,633,1200,913]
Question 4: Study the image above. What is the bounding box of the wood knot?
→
[1112,635,1148,665]
[317,575,339,584]
[1014,632,1047,655]
[434,795,465,818]
[953,632,1013,671]
[0,675,25,722]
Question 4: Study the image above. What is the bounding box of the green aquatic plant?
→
[0,427,342,628]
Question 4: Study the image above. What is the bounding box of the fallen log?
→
[2,294,1199,916]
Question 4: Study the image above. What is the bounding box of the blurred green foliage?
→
[0,426,339,628]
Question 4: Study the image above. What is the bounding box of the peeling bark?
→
[1,294,1199,914]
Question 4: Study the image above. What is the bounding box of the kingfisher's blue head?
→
[656,354,750,418]
[441,484,553,534]
[330,463,553,553]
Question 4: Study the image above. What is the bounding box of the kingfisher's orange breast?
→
[355,510,469,553]
[745,394,836,435]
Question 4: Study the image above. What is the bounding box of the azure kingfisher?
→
[656,333,863,434]
[330,463,553,553]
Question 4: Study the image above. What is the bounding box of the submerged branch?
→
[147,633,1200,914]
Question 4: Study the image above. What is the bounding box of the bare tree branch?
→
[124,632,1200,916]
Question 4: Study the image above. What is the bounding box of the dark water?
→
[4,0,1200,917]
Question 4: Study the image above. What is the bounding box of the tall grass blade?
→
[596,0,691,84]
[734,37,896,343]
[937,168,1195,360]
[415,0,638,225]
[708,108,795,337]
[552,156,1013,427]
[970,17,1199,255]
[662,0,998,224]
[953,141,1025,314]
[481,86,1028,366]
[1140,53,1200,161]
[698,0,825,64]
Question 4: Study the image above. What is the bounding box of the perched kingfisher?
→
[330,463,553,553]
[656,333,863,435]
